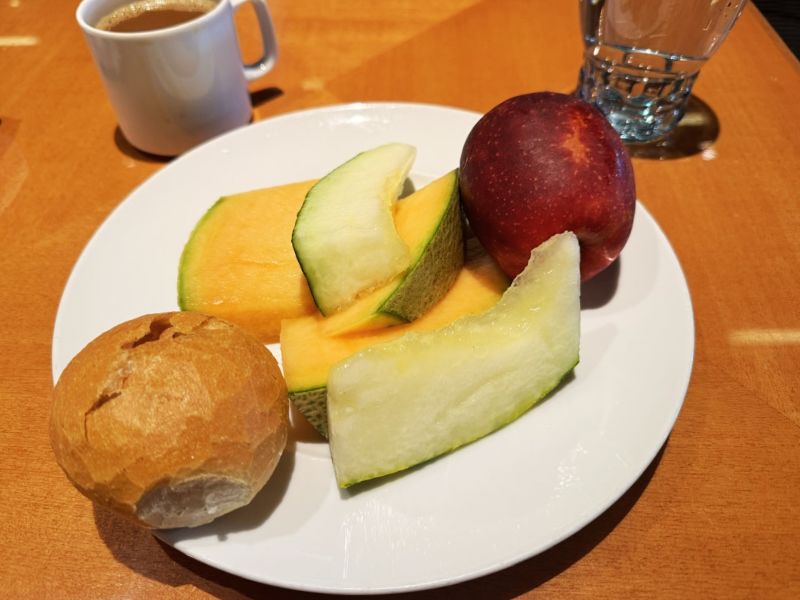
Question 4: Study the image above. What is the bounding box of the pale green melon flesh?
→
[291,143,416,315]
[321,169,464,335]
[327,231,581,488]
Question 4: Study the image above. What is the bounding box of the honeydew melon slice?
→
[281,239,509,438]
[327,231,581,488]
[321,169,463,335]
[292,143,416,315]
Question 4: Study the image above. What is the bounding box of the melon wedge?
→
[321,170,464,335]
[281,238,509,438]
[327,231,581,488]
[292,143,415,315]
[178,180,319,343]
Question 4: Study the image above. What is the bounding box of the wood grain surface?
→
[1,1,798,598]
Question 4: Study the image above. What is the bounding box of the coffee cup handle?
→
[231,0,279,81]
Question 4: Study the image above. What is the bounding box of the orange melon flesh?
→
[178,180,319,343]
[281,239,510,437]
[179,173,463,343]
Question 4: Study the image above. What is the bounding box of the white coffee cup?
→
[76,0,278,156]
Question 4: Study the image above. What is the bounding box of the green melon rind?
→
[291,144,415,316]
[289,387,329,438]
[327,231,581,488]
[378,171,464,322]
[177,196,228,310]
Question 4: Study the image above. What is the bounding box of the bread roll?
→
[50,312,288,529]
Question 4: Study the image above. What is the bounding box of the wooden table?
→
[2,1,799,597]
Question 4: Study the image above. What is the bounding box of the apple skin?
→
[459,92,636,281]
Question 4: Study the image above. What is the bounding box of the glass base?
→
[577,47,701,143]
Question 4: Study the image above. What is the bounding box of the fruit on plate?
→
[281,238,509,438]
[459,91,635,281]
[178,180,319,343]
[321,169,464,335]
[292,143,416,315]
[327,231,580,488]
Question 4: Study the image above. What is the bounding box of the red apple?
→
[459,92,636,281]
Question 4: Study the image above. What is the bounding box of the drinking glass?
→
[577,0,747,142]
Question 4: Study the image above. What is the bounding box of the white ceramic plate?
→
[52,103,695,594]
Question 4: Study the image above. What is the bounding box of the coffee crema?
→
[96,0,218,33]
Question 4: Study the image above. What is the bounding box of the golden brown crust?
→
[50,312,288,528]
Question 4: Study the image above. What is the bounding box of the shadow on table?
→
[626,94,720,160]
[113,128,173,163]
[112,86,284,163]
[250,85,284,109]
[92,440,666,599]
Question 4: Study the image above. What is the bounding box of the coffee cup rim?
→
[76,0,227,39]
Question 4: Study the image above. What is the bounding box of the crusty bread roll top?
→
[50,312,288,529]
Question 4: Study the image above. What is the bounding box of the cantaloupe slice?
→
[281,238,510,438]
[328,232,581,488]
[321,170,463,335]
[178,180,319,343]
